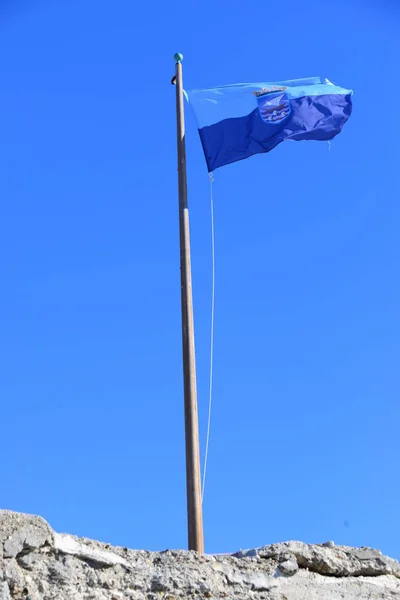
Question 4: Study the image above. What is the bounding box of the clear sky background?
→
[1,0,399,559]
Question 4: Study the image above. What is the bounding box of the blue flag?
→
[186,77,353,172]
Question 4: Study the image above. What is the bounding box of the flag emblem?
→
[254,87,291,125]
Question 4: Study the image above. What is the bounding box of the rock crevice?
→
[1,510,399,599]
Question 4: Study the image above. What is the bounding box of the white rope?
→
[201,172,215,503]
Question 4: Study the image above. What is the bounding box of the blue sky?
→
[1,0,399,558]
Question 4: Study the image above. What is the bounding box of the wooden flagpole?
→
[173,52,204,553]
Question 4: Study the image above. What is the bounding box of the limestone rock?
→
[53,533,131,568]
[277,556,298,575]
[259,540,400,578]
[0,582,11,600]
[0,510,53,559]
[0,509,399,599]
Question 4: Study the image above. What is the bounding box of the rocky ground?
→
[1,510,399,599]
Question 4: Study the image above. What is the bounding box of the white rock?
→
[53,533,130,569]
[0,582,11,600]
[0,510,399,600]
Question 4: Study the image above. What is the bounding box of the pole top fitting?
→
[174,52,184,63]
